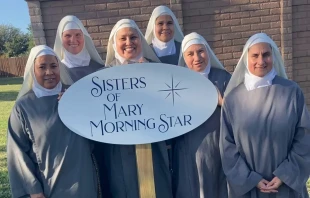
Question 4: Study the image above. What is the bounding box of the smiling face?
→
[247,42,273,77]
[115,27,142,60]
[62,29,84,54]
[155,15,174,42]
[183,44,209,72]
[34,55,60,89]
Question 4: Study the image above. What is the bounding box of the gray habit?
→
[172,68,231,198]
[65,59,104,82]
[150,40,181,65]
[7,91,98,198]
[95,59,173,198]
[220,76,310,198]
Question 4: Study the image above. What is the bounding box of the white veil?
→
[145,5,184,44]
[53,15,104,65]
[17,45,73,100]
[106,19,160,65]
[178,32,225,71]
[224,33,287,96]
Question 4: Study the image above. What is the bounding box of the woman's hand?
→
[30,193,45,198]
[257,179,278,193]
[57,89,67,101]
[265,177,283,191]
[215,86,224,106]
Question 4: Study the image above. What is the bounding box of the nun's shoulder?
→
[273,75,300,89]
[15,91,36,108]
[90,59,105,67]
[174,40,181,49]
[210,67,231,78]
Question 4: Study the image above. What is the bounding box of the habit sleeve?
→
[7,105,43,198]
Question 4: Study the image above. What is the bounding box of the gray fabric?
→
[220,76,310,198]
[65,59,104,82]
[150,40,181,65]
[95,60,173,198]
[7,91,97,198]
[172,68,231,198]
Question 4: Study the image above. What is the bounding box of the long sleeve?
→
[219,101,262,196]
[273,88,310,193]
[7,105,43,198]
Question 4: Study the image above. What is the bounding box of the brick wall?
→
[26,0,309,106]
[27,0,183,60]
[181,0,292,77]
[292,0,310,106]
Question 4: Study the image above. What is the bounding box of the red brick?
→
[75,12,97,20]
[221,19,241,27]
[87,26,99,33]
[261,15,280,22]
[200,8,220,15]
[99,24,116,32]
[217,53,233,60]
[251,23,270,30]
[205,34,222,42]
[213,14,230,21]
[212,27,231,34]
[233,52,243,58]
[293,12,308,19]
[141,7,156,14]
[132,14,152,22]
[223,46,233,53]
[87,19,109,26]
[230,12,250,19]
[29,8,41,16]
[250,0,270,3]
[119,8,141,16]
[186,22,201,30]
[231,0,250,5]
[107,2,129,10]
[42,7,63,15]
[72,0,95,5]
[30,16,42,23]
[298,57,310,63]
[185,2,208,9]
[41,1,72,8]
[200,21,221,28]
[224,59,239,66]
[209,1,230,7]
[260,2,280,9]
[150,0,170,6]
[213,47,223,54]
[171,4,182,11]
[231,25,251,32]
[213,40,232,47]
[85,4,106,11]
[97,10,119,18]
[63,5,85,14]
[242,30,260,38]
[93,40,101,47]
[270,8,281,15]
[240,4,260,11]
[250,10,270,17]
[221,6,241,13]
[129,0,151,7]
[183,9,201,17]
[90,32,110,40]
[241,17,261,25]
[233,38,247,45]
[222,32,242,40]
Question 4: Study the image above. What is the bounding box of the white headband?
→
[183,38,204,53]
[63,21,81,32]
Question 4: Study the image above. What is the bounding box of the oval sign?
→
[58,63,218,145]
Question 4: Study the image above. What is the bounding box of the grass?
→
[0,77,309,197]
[0,77,22,198]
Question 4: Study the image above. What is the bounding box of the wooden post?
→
[135,144,156,198]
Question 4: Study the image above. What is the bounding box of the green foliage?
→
[0,24,34,57]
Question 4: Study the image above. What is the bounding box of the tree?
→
[0,24,34,57]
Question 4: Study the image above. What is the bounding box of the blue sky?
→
[0,0,31,33]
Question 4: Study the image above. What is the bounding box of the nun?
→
[172,32,230,198]
[220,33,310,198]
[7,45,98,198]
[145,5,184,65]
[54,15,104,82]
[97,19,172,198]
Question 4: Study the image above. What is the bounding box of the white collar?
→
[62,46,91,68]
[244,68,277,91]
[151,36,176,57]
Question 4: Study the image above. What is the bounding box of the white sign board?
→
[58,63,218,145]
